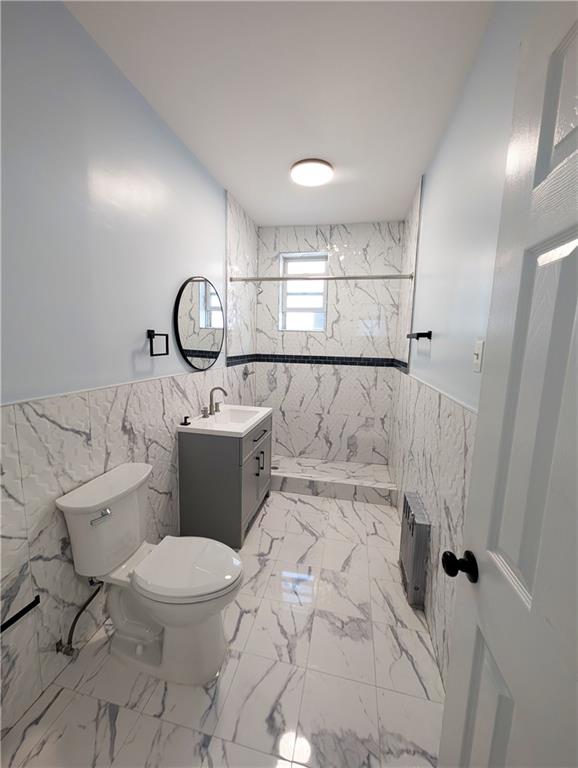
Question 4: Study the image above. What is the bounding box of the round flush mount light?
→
[290,158,334,187]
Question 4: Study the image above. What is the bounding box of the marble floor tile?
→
[222,592,261,651]
[295,669,381,768]
[373,623,445,703]
[241,523,285,560]
[259,492,329,536]
[323,499,368,545]
[285,504,328,538]
[370,577,428,631]
[364,502,400,528]
[142,650,240,735]
[239,555,276,599]
[8,690,138,768]
[244,599,314,667]
[56,621,114,691]
[316,569,371,620]
[213,653,305,760]
[321,539,369,577]
[377,688,443,767]
[368,545,402,580]
[308,610,375,685]
[1,685,75,768]
[111,716,210,768]
[202,736,291,768]
[258,492,305,531]
[112,714,292,768]
[365,506,401,552]
[276,532,325,568]
[77,652,157,712]
[264,562,320,608]
[206,737,293,767]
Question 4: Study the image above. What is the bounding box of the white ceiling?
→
[68,1,492,226]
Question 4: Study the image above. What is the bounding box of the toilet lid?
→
[132,536,243,602]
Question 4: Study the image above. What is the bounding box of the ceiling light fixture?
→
[290,158,334,187]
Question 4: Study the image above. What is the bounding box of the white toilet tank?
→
[56,463,152,578]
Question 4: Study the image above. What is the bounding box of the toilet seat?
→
[131,536,243,605]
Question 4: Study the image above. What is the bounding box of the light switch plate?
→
[473,338,485,373]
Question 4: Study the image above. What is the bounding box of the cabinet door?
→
[241,450,261,528]
[258,436,272,499]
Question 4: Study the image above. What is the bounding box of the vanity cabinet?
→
[178,413,272,549]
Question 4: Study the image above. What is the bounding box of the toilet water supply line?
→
[56,579,103,658]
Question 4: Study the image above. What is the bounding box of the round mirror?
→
[173,277,224,370]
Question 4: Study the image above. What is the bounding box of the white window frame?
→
[199,281,223,330]
[278,252,328,332]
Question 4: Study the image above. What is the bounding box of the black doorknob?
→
[442,550,479,583]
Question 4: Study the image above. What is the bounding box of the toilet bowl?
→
[56,463,243,685]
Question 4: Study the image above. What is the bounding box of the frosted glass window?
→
[279,253,327,332]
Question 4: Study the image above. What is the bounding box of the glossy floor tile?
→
[372,623,444,703]
[308,610,375,684]
[212,652,305,759]
[377,688,444,767]
[142,650,241,734]
[296,670,381,768]
[244,599,314,667]
[4,491,444,767]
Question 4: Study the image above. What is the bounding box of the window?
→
[199,281,223,329]
[279,252,328,331]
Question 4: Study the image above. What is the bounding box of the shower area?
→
[226,187,421,508]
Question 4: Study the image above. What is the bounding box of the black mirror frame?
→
[173,276,224,371]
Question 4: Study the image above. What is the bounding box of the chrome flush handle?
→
[90,508,111,527]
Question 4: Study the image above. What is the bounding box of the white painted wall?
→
[1,2,226,404]
[410,2,535,411]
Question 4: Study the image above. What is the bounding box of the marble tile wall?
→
[226,193,258,357]
[256,222,404,358]
[254,222,405,464]
[0,364,254,734]
[389,371,477,684]
[256,363,395,463]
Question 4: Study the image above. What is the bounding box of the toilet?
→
[56,462,243,685]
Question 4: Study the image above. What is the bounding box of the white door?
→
[439,5,577,768]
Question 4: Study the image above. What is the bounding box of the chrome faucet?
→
[209,387,228,416]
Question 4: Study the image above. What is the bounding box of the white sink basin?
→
[177,404,272,437]
[214,408,261,425]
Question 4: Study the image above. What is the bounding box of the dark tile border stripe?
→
[226,353,408,370]
[183,349,220,359]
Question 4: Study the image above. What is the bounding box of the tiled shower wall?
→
[0,365,254,733]
[256,223,405,359]
[256,363,396,463]
[254,222,406,463]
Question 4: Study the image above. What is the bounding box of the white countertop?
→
[177,404,272,438]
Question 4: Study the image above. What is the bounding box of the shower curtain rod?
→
[229,273,414,283]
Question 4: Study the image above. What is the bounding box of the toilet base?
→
[109,612,227,686]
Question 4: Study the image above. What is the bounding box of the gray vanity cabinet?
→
[178,415,272,549]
